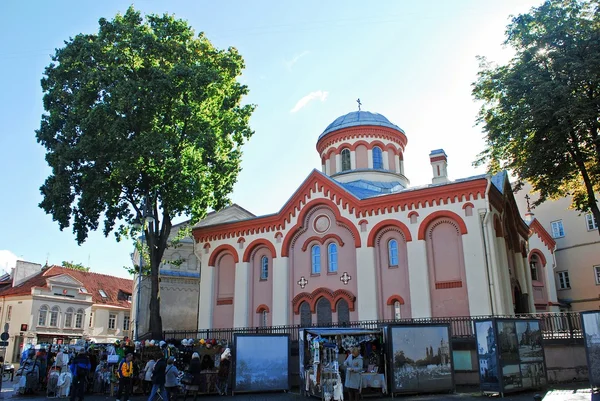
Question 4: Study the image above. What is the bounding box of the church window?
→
[328,243,338,273]
[65,308,74,328]
[530,254,539,281]
[388,239,399,266]
[75,309,84,328]
[393,301,401,320]
[373,146,383,169]
[316,297,332,326]
[50,306,60,327]
[300,302,312,327]
[260,256,269,280]
[260,311,268,327]
[38,305,48,326]
[311,245,321,275]
[337,299,350,326]
[341,149,351,171]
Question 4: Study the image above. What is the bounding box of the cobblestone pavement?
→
[0,386,594,401]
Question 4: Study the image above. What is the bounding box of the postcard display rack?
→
[300,328,386,400]
[580,311,600,388]
[385,323,455,395]
[474,318,547,395]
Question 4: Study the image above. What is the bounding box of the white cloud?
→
[290,90,329,113]
[285,51,309,70]
[0,250,19,272]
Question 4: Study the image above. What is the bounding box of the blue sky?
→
[0,0,540,278]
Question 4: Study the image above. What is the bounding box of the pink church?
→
[192,111,557,330]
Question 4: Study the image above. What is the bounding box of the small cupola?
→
[429,149,449,184]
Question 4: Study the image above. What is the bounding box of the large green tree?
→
[36,7,255,338]
[473,0,600,233]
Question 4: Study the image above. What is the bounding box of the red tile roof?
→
[0,266,133,309]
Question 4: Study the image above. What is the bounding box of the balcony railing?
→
[162,312,582,344]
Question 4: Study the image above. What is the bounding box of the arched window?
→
[300,302,312,327]
[337,299,350,326]
[75,309,84,329]
[393,301,402,320]
[373,146,383,169]
[38,305,48,326]
[341,149,351,171]
[261,310,268,327]
[311,245,321,274]
[328,243,338,273]
[260,256,269,280]
[64,308,74,328]
[49,306,60,327]
[530,254,539,281]
[388,239,399,266]
[316,298,332,326]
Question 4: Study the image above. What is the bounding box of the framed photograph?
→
[475,320,500,392]
[515,321,543,362]
[387,323,454,394]
[232,334,290,393]
[497,321,519,364]
[502,364,522,391]
[520,362,546,388]
[581,311,600,388]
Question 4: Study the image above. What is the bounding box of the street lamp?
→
[133,197,154,340]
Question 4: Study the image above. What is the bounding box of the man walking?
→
[147,355,166,401]
[116,353,134,401]
[70,350,91,401]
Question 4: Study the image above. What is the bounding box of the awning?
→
[304,328,382,337]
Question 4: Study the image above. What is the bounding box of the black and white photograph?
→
[582,311,600,387]
[515,321,543,362]
[502,364,522,390]
[475,321,499,386]
[520,363,546,388]
[234,334,289,393]
[389,325,453,393]
[498,321,519,363]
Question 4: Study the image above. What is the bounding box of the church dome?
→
[319,111,405,139]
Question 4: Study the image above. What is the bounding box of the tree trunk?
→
[147,210,172,339]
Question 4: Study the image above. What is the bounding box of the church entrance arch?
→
[513,283,529,314]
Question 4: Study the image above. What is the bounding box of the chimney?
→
[429,149,449,184]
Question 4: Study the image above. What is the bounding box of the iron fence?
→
[162,312,582,344]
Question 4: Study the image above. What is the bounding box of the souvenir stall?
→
[474,318,546,396]
[300,328,387,400]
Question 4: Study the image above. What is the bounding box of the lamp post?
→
[133,198,155,340]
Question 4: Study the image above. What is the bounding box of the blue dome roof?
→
[319,111,404,139]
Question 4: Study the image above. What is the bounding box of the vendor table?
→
[359,373,387,394]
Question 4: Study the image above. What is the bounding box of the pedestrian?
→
[142,358,156,395]
[116,353,134,401]
[216,348,231,396]
[164,357,180,401]
[147,355,166,401]
[343,347,363,401]
[69,350,91,401]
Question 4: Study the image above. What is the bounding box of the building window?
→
[123,315,130,331]
[316,297,332,326]
[7,305,12,321]
[75,309,84,329]
[372,146,383,169]
[587,214,598,231]
[594,266,600,285]
[328,243,338,273]
[388,239,399,266]
[99,289,108,298]
[529,254,539,281]
[551,220,565,238]
[260,256,268,280]
[49,306,59,327]
[341,149,351,172]
[393,301,402,320]
[337,299,350,326]
[89,312,94,328]
[300,302,312,327]
[64,308,74,328]
[260,311,268,328]
[108,313,116,330]
[557,271,570,289]
[311,245,321,275]
[38,305,48,326]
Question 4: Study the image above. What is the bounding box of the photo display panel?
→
[581,311,600,388]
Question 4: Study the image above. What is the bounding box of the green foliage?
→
[37,7,255,337]
[473,0,600,233]
[61,261,91,272]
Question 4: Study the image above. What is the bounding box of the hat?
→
[192,352,200,360]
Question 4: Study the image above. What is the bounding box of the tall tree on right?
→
[473,0,600,234]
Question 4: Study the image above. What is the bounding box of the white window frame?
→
[123,315,130,331]
[551,220,565,238]
[311,245,321,275]
[89,312,94,328]
[327,243,338,273]
[595,266,600,285]
[341,149,351,172]
[75,309,84,329]
[64,308,74,328]
[260,256,268,280]
[49,306,60,327]
[108,313,116,330]
[38,305,48,326]
[557,271,570,290]
[393,301,401,320]
[388,239,399,267]
[260,310,267,328]
[587,214,598,231]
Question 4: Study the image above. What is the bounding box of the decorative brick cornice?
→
[417,210,468,240]
[292,287,356,314]
[529,249,547,266]
[316,126,408,155]
[208,244,239,266]
[255,304,270,313]
[242,239,277,262]
[529,218,556,254]
[301,234,345,252]
[386,295,405,305]
[367,219,413,246]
